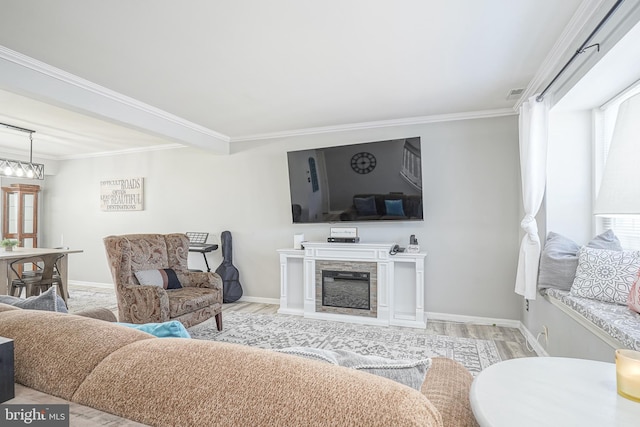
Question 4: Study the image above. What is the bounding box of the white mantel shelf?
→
[277,242,427,328]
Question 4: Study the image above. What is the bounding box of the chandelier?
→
[0,123,44,180]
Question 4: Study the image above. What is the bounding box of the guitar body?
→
[215,230,243,303]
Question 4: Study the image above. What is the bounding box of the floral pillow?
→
[538,230,622,291]
[570,247,640,305]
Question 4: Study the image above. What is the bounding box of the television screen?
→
[287,137,423,223]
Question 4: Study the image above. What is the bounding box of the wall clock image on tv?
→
[350,152,377,174]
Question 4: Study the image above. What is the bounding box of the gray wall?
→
[42,114,522,320]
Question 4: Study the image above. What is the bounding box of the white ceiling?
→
[0,0,589,159]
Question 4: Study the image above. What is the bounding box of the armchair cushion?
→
[134,268,183,289]
[168,287,221,318]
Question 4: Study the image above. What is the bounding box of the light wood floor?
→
[222,301,537,360]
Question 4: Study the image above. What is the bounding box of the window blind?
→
[595,83,640,250]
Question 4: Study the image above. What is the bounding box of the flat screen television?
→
[287,137,423,223]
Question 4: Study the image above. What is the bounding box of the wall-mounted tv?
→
[287,137,423,224]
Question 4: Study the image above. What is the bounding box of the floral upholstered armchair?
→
[103,233,222,329]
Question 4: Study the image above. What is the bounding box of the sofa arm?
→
[421,357,478,427]
[118,284,170,324]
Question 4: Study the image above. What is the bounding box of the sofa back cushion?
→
[0,302,20,313]
[354,196,378,216]
[0,309,152,401]
[73,339,442,427]
[352,194,423,219]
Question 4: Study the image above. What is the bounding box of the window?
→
[595,83,640,250]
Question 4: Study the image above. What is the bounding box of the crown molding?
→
[515,0,610,110]
[231,108,516,143]
[0,45,231,151]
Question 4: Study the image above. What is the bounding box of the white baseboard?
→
[237,296,280,305]
[427,310,548,357]
[426,311,521,328]
[278,308,304,316]
[68,280,113,289]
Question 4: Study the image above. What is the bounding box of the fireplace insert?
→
[321,270,370,310]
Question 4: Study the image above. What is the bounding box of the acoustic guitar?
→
[215,230,243,303]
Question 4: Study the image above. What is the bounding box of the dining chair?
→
[9,254,66,304]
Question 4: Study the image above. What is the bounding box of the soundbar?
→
[327,237,360,243]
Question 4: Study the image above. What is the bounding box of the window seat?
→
[543,288,640,351]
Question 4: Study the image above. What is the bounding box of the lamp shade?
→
[594,93,640,215]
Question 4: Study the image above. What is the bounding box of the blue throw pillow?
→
[354,196,377,216]
[116,320,191,338]
[385,199,405,216]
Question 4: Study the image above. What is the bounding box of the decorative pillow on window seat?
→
[275,347,431,390]
[570,247,640,305]
[134,268,182,289]
[538,230,622,291]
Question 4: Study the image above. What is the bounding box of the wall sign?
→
[100,177,144,211]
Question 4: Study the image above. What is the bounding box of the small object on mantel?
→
[407,235,420,253]
[293,234,305,250]
[0,336,15,403]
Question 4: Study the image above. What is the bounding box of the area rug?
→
[189,312,501,375]
[65,289,501,375]
[66,289,118,313]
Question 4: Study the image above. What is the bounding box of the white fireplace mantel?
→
[277,242,426,328]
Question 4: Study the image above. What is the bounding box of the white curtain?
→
[514,95,549,300]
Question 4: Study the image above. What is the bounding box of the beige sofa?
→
[0,303,478,427]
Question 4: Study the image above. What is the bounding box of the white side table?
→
[470,357,640,427]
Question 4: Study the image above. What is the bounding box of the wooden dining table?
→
[0,247,83,300]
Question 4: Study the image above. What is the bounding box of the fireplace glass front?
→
[321,270,370,310]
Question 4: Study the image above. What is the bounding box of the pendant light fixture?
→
[0,123,45,180]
